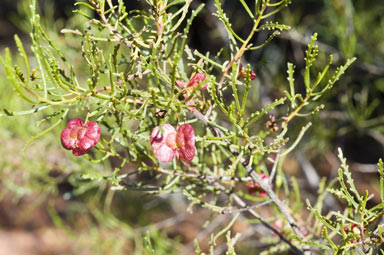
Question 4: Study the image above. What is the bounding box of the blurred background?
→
[0,0,384,254]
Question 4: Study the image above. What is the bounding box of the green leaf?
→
[378,159,384,201]
[23,108,68,152]
[239,0,254,19]
[244,97,286,127]
[144,231,155,255]
[257,21,291,31]
[325,57,356,90]
[286,62,296,108]
[0,48,38,104]
[14,34,31,87]
[304,33,319,93]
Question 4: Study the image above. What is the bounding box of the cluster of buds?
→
[176,73,207,112]
[150,124,195,163]
[344,223,366,242]
[265,114,278,132]
[247,173,271,197]
[61,119,100,156]
[238,68,256,80]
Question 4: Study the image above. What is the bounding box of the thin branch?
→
[248,167,310,254]
[89,0,133,47]
[186,214,228,252]
[192,107,311,254]
[298,152,321,189]
[215,182,305,255]
[280,29,384,76]
[269,149,280,184]
[136,212,187,233]
[217,0,270,88]
[156,167,253,183]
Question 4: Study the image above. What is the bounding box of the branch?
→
[156,167,253,183]
[280,29,384,76]
[89,0,133,47]
[215,182,305,255]
[192,108,311,254]
[217,0,270,88]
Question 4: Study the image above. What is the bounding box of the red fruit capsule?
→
[188,73,207,88]
[61,118,100,156]
[175,72,208,112]
[176,124,195,163]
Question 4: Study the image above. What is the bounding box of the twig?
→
[217,1,270,88]
[89,0,132,47]
[192,108,311,254]
[233,199,273,213]
[280,29,384,76]
[94,69,151,93]
[215,182,305,255]
[186,214,228,252]
[136,212,187,233]
[269,149,280,184]
[213,223,254,254]
[155,167,253,183]
[248,167,310,254]
[298,152,320,189]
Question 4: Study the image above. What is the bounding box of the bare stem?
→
[215,182,305,255]
[155,167,253,183]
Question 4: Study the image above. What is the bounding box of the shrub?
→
[2,0,384,254]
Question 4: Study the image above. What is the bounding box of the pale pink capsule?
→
[150,124,177,163]
[151,124,195,163]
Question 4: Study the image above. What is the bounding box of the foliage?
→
[306,149,384,254]
[2,0,383,254]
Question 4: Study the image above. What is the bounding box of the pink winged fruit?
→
[61,118,100,156]
[150,124,195,163]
